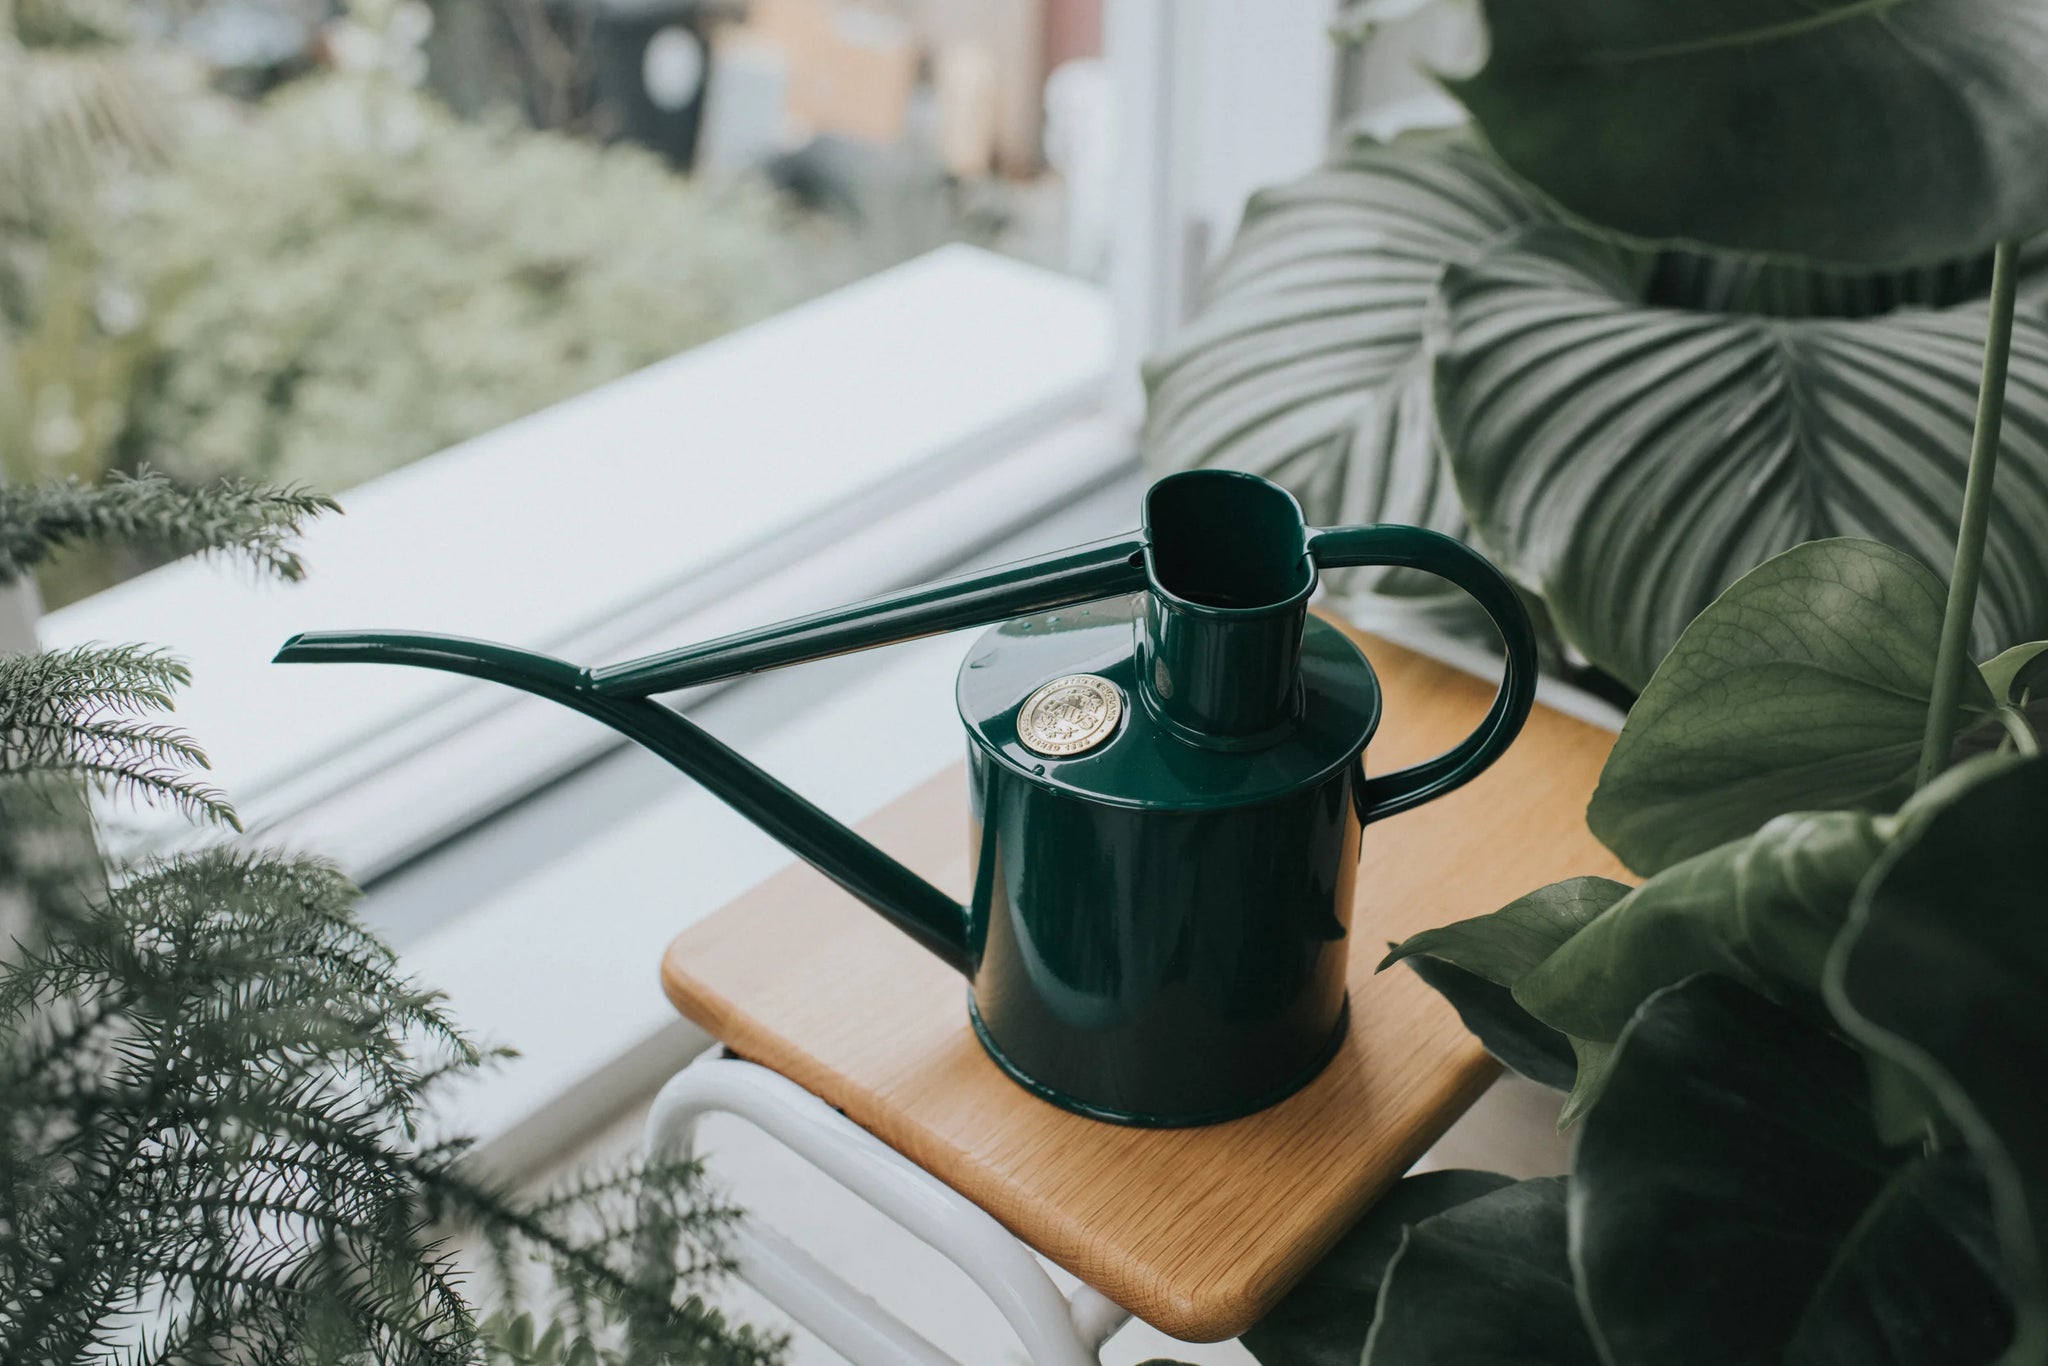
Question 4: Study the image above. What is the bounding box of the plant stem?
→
[1917,239,2023,788]
[1995,704,2041,757]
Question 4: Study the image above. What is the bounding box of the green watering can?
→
[277,470,1536,1126]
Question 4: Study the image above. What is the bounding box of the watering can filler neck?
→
[275,471,1536,1122]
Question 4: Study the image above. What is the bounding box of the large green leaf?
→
[1142,135,1542,610]
[1519,756,2021,1124]
[1785,1155,2014,1366]
[1517,810,1888,1045]
[1402,957,1575,1091]
[1384,876,1628,984]
[1383,877,1628,1091]
[1587,540,1998,874]
[1394,817,1891,1126]
[1573,977,1896,1366]
[1363,1177,1598,1365]
[1240,1169,1514,1366]
[1436,226,2048,691]
[1827,755,2048,1365]
[1643,247,2005,321]
[1557,1038,1615,1130]
[1447,0,2048,265]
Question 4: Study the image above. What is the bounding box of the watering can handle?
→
[1308,526,1538,823]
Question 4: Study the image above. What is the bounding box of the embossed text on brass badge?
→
[1017,674,1124,757]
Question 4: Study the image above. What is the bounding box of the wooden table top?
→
[661,624,1627,1342]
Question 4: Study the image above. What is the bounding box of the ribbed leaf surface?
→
[1143,136,1541,606]
[1436,226,2048,687]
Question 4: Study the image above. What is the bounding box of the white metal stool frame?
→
[643,1054,1132,1366]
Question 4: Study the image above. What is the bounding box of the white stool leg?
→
[642,1056,1130,1366]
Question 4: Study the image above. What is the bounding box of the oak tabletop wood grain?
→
[661,624,1628,1342]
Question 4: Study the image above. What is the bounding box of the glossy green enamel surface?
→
[957,599,1380,812]
[1139,471,1316,742]
[1309,522,1539,819]
[273,629,975,972]
[961,598,1367,1121]
[273,469,1539,1126]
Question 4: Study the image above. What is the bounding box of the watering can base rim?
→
[967,993,1351,1127]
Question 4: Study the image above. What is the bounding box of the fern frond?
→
[0,469,338,586]
[0,840,495,1363]
[0,643,237,826]
[1,601,779,1364]
[0,770,104,938]
[0,641,189,708]
[132,1228,479,1366]
[417,1154,782,1366]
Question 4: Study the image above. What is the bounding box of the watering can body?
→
[277,471,1536,1126]
[958,595,1374,1122]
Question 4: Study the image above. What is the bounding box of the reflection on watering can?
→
[276,471,1536,1125]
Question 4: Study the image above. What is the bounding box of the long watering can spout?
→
[587,534,1148,697]
[273,535,1154,976]
[272,630,975,974]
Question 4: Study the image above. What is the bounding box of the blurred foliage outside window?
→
[1,0,1039,606]
[92,83,828,492]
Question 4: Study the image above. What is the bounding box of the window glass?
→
[2,0,1112,605]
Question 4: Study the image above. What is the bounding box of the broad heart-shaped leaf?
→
[1785,1155,2014,1366]
[1384,876,1628,985]
[1436,227,2048,693]
[1573,977,1896,1366]
[1383,877,1628,1091]
[1517,810,1889,1048]
[1240,1169,1513,1366]
[1448,0,2048,265]
[1143,134,1542,612]
[1587,539,1998,874]
[1362,1177,1597,1365]
[1827,755,2048,1366]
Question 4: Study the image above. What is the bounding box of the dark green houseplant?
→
[0,472,783,1364]
[1142,4,2048,1364]
[1146,2,2048,693]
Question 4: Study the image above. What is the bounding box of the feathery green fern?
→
[0,469,338,587]
[0,645,233,826]
[0,472,784,1365]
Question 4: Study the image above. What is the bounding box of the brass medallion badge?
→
[1017,674,1124,757]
